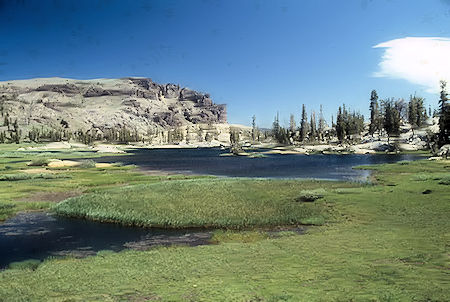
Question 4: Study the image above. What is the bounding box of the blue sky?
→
[0,0,449,127]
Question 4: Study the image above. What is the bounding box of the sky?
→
[0,0,449,128]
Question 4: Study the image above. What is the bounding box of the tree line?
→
[254,81,449,148]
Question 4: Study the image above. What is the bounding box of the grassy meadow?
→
[0,144,448,301]
[0,144,204,221]
[53,179,356,228]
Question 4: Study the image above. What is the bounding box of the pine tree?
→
[408,95,426,136]
[415,96,426,128]
[438,80,450,146]
[347,111,364,138]
[310,111,317,141]
[336,106,345,142]
[300,104,308,141]
[251,115,257,141]
[271,112,289,144]
[318,104,326,141]
[369,90,380,136]
[289,114,296,134]
[272,112,280,139]
[408,95,418,135]
[383,99,400,144]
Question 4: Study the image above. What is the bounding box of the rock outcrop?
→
[0,77,227,143]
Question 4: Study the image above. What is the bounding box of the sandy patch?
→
[93,144,125,153]
[21,168,56,174]
[21,142,90,151]
[95,163,114,168]
[47,159,80,168]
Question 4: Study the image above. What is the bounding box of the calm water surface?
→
[0,212,211,268]
[97,148,425,180]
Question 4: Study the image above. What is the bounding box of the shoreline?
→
[15,141,432,156]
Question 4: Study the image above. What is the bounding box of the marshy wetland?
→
[0,144,448,301]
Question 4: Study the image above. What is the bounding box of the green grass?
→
[54,178,350,228]
[0,143,206,221]
[0,173,69,181]
[0,145,448,301]
[7,259,41,271]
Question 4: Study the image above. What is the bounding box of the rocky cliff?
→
[0,77,227,143]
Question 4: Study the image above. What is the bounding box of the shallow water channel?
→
[0,212,211,268]
[1,151,426,268]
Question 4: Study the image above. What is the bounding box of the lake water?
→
[0,212,211,269]
[97,148,425,180]
[1,149,426,268]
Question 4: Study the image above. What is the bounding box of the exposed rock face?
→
[0,77,227,140]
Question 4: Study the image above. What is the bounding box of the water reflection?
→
[0,212,212,269]
[96,148,424,180]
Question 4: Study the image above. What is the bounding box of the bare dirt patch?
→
[48,160,80,168]
[95,163,114,168]
[20,168,56,174]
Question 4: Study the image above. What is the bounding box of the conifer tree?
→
[310,111,317,141]
[408,95,418,135]
[369,90,380,136]
[289,114,296,134]
[318,104,326,140]
[300,104,308,141]
[438,80,450,146]
[251,115,257,141]
[383,99,401,144]
[415,96,426,128]
[272,112,280,139]
[336,106,345,142]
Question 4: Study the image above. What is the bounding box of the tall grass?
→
[0,173,69,181]
[54,179,350,228]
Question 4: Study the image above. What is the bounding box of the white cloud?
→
[373,37,450,93]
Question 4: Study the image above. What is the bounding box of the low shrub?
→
[438,175,450,185]
[412,174,432,181]
[27,158,50,167]
[295,189,326,202]
[78,159,96,168]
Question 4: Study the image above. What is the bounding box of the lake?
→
[97,148,425,180]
